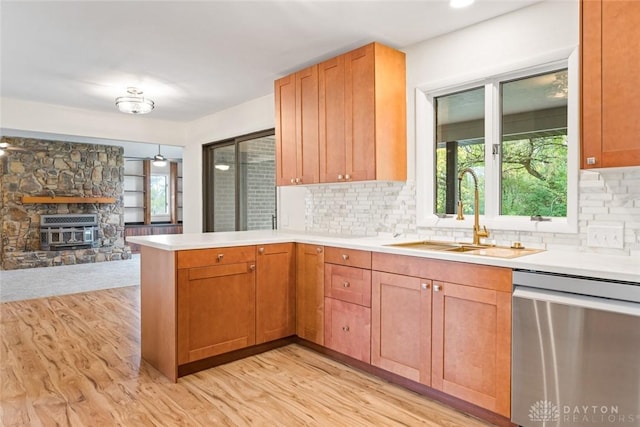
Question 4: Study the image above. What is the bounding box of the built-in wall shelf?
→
[22,196,116,204]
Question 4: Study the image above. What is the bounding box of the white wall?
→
[403,0,579,181]
[1,97,187,146]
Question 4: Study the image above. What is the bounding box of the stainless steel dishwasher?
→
[512,270,640,427]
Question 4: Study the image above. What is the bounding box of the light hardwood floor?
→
[0,286,494,426]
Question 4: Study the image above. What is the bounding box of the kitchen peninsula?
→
[128,230,640,426]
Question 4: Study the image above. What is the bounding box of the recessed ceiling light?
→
[450,0,474,8]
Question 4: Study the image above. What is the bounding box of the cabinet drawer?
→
[325,264,371,307]
[324,246,371,269]
[177,245,256,269]
[324,298,371,363]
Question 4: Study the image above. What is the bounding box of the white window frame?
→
[416,48,579,234]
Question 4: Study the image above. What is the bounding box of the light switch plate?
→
[587,225,624,249]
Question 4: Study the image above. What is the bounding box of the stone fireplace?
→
[0,136,131,270]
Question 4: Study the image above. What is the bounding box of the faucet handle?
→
[477,226,490,238]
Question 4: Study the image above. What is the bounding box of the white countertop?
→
[127,230,640,283]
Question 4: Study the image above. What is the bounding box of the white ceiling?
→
[1,0,541,123]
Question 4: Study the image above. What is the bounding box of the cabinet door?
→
[371,271,431,385]
[345,43,376,181]
[324,297,371,363]
[256,243,296,344]
[296,65,320,185]
[319,55,346,183]
[296,244,324,344]
[582,0,640,168]
[177,262,256,364]
[275,73,298,185]
[431,281,511,418]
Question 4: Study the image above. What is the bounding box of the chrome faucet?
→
[456,168,489,245]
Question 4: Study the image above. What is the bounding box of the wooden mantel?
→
[21,196,116,204]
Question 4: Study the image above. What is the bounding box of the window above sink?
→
[415,48,580,235]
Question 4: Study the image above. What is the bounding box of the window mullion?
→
[484,81,500,219]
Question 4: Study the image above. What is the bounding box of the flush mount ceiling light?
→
[115,87,154,114]
[450,0,474,8]
[152,144,167,167]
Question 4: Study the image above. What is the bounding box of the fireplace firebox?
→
[40,214,99,250]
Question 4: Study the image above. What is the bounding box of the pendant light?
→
[152,144,167,167]
[116,87,154,114]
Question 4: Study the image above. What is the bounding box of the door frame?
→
[202,128,276,232]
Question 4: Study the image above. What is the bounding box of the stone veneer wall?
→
[0,137,130,269]
[304,167,640,257]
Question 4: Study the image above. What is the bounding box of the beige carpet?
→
[0,254,140,302]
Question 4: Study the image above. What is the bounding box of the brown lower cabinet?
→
[324,298,371,363]
[177,246,257,365]
[256,243,296,344]
[141,241,512,424]
[371,271,432,385]
[295,244,325,344]
[323,249,372,363]
[431,280,512,418]
[371,252,512,418]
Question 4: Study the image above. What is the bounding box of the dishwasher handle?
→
[514,286,640,317]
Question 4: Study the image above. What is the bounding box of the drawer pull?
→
[316,247,323,253]
[342,281,350,288]
[434,284,442,292]
[290,178,295,184]
[342,326,350,332]
[258,247,264,254]
[249,264,256,272]
[421,283,430,290]
[338,174,344,180]
[341,254,349,261]
[217,254,224,262]
[345,174,351,180]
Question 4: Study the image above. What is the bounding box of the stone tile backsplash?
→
[304,167,640,256]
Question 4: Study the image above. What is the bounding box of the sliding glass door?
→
[203,130,276,232]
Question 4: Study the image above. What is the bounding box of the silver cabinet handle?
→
[345,174,351,180]
[342,326,350,332]
[433,284,442,292]
[258,247,264,254]
[421,283,430,290]
[217,254,224,262]
[338,174,344,180]
[586,157,596,165]
[290,178,295,184]
[342,281,350,288]
[295,177,301,184]
[249,264,256,272]
[316,247,323,253]
[341,254,349,261]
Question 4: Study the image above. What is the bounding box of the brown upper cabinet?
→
[275,42,407,185]
[582,0,640,168]
[275,66,320,186]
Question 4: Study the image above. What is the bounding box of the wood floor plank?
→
[1,286,494,426]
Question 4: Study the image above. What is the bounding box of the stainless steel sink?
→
[385,240,541,259]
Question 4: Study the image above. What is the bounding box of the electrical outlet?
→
[587,225,624,249]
